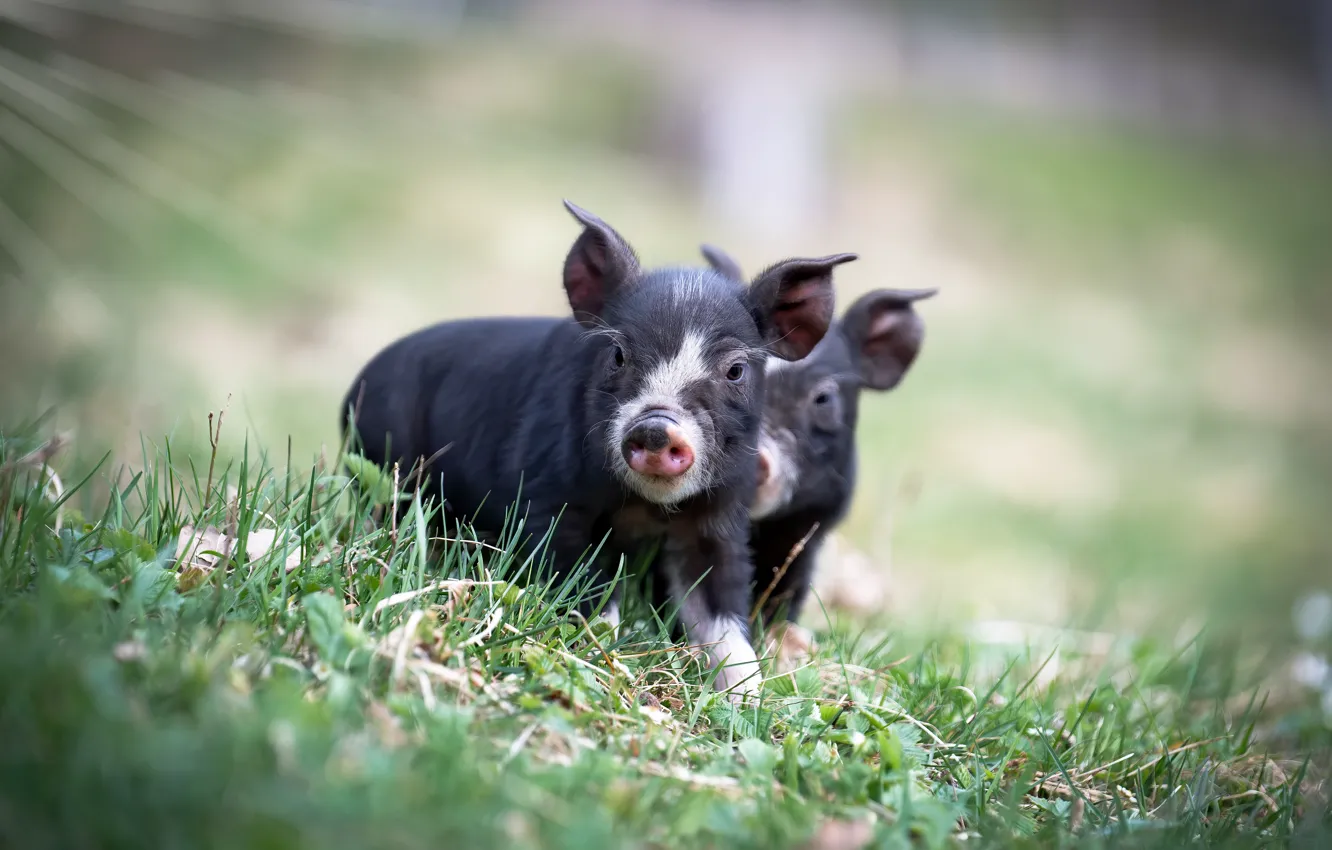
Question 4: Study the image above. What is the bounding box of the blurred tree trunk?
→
[698,59,828,242]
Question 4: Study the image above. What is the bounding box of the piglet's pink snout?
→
[622,414,695,478]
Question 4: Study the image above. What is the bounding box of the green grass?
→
[2,424,1328,849]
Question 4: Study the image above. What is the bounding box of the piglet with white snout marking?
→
[342,203,858,699]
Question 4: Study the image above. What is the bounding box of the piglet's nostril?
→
[638,429,671,453]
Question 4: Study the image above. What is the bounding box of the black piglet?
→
[342,204,857,699]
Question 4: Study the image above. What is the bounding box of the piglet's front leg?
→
[661,516,762,702]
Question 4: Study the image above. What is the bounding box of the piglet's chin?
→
[749,484,784,521]
[618,466,702,506]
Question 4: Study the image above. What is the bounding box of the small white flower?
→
[1290,652,1329,688]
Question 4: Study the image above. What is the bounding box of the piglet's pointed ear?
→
[748,253,857,361]
[700,244,744,282]
[562,200,639,327]
[840,288,937,390]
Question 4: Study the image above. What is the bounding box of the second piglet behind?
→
[704,246,936,670]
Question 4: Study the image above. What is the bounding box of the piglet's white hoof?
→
[714,660,762,705]
[766,622,816,675]
[592,601,621,638]
[688,614,762,703]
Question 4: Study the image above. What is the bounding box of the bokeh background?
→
[2,1,1330,664]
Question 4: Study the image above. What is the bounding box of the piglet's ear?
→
[840,288,937,390]
[748,253,857,361]
[562,200,639,327]
[700,244,744,282]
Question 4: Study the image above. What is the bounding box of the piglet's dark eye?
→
[726,363,746,383]
[611,345,625,369]
[814,392,832,406]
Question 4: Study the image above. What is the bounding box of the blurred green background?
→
[2,0,1330,656]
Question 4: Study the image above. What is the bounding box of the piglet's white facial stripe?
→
[639,332,710,401]
[608,330,712,505]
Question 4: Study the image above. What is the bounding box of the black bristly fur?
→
[340,203,856,695]
[702,246,935,630]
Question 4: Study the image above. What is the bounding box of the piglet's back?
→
[342,315,583,480]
